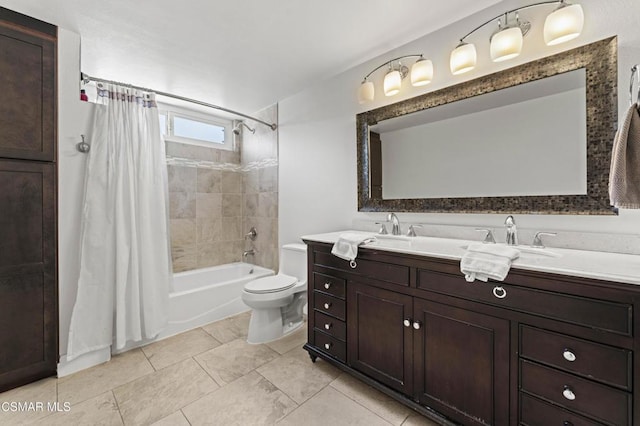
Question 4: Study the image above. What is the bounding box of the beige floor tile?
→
[34,391,123,426]
[201,311,251,344]
[183,371,297,426]
[401,414,440,426]
[194,338,279,385]
[257,346,340,404]
[330,373,412,426]
[142,328,221,370]
[265,325,307,355]
[58,348,154,405]
[151,410,191,426]
[113,358,218,425]
[277,386,392,426]
[0,377,57,425]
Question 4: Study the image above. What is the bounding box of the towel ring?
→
[630,65,639,106]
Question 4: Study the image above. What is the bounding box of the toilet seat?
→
[244,274,297,294]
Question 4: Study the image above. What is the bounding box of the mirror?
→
[357,37,617,214]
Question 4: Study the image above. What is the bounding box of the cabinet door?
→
[0,160,57,392]
[0,24,56,161]
[413,299,510,426]
[347,282,413,395]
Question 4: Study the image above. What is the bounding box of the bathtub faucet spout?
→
[243,249,255,258]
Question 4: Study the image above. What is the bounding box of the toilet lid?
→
[244,274,297,294]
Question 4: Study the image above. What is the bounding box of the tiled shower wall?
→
[167,104,279,273]
[242,105,279,272]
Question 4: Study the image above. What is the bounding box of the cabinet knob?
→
[324,343,332,350]
[323,302,331,310]
[324,282,331,289]
[563,348,576,362]
[562,386,576,401]
[492,286,507,299]
[413,321,422,330]
[324,323,332,330]
[403,319,411,327]
[563,422,574,426]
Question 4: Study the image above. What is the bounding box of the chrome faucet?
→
[243,249,255,258]
[387,213,401,235]
[504,215,518,246]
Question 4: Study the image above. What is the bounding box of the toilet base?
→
[246,309,304,344]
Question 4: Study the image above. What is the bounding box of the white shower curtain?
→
[67,84,172,360]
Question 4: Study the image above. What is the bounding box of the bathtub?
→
[161,262,274,338]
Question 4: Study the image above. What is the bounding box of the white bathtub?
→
[161,262,274,338]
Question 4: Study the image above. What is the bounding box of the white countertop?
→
[301,230,640,286]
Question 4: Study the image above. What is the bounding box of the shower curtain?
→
[67,84,172,361]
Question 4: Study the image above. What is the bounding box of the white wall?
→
[279,0,640,246]
[57,28,94,360]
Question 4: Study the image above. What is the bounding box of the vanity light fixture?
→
[358,54,432,104]
[450,0,584,75]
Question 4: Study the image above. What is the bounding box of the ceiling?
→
[0,0,502,114]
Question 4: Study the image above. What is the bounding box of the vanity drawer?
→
[314,329,346,362]
[314,310,346,341]
[520,359,631,426]
[314,291,346,321]
[521,326,631,390]
[520,393,602,426]
[313,272,346,299]
[313,250,409,286]
[417,270,632,336]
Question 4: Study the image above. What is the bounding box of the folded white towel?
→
[460,243,520,283]
[331,233,376,262]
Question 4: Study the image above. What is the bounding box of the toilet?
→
[242,243,307,344]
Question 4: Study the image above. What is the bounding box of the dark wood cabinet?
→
[304,240,640,426]
[414,299,510,426]
[0,7,57,393]
[347,282,413,395]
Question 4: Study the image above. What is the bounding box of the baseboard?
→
[57,348,111,378]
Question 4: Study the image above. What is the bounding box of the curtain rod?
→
[80,72,277,131]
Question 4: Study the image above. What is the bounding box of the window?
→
[158,104,233,150]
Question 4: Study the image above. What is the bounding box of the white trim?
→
[57,348,111,377]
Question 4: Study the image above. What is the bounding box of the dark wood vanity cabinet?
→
[0,8,58,393]
[304,241,640,426]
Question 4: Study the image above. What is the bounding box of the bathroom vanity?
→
[302,232,640,425]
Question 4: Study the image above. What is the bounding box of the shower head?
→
[232,122,256,135]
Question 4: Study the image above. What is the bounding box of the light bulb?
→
[358,80,375,104]
[411,58,433,87]
[450,42,477,75]
[384,69,402,97]
[544,3,584,46]
[490,26,524,62]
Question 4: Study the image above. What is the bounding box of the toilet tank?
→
[279,243,307,281]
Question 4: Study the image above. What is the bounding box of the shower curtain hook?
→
[76,134,90,153]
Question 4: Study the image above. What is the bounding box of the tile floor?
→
[0,312,438,425]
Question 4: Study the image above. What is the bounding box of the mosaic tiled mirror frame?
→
[357,37,617,214]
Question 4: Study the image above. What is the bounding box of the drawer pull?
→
[323,302,331,310]
[324,282,331,289]
[563,422,574,426]
[403,319,411,327]
[413,321,422,330]
[562,348,576,362]
[492,286,507,299]
[324,323,332,330]
[324,343,332,350]
[562,386,576,401]
[349,260,357,269]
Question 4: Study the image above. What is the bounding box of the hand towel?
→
[460,243,520,283]
[331,233,376,262]
[609,103,640,208]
